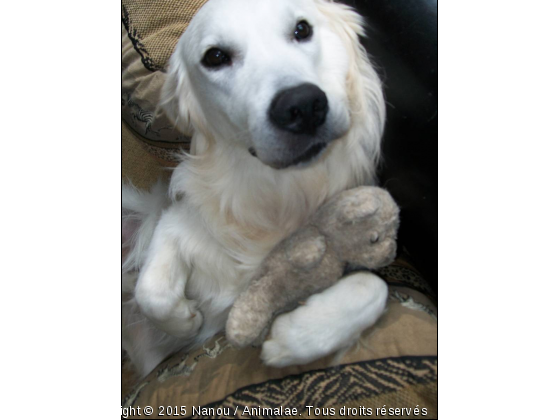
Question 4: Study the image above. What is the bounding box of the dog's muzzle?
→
[251,83,334,169]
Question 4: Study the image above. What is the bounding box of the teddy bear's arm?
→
[284,226,326,269]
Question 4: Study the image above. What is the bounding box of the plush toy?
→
[226,186,400,348]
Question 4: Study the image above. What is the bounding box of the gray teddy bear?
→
[226,186,400,348]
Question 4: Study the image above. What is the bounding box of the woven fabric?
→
[189,357,437,419]
[122,119,173,191]
[121,1,209,157]
[122,0,209,71]
[122,22,192,158]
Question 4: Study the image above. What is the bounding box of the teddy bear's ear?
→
[336,187,379,223]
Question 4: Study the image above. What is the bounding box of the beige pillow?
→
[121,1,209,163]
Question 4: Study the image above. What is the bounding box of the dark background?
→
[341,0,438,292]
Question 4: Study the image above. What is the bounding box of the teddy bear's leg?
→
[260,272,388,368]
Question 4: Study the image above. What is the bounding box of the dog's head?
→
[162,0,384,170]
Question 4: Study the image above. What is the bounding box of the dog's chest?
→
[174,182,324,315]
[181,223,285,305]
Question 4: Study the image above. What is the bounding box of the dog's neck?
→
[170,131,374,258]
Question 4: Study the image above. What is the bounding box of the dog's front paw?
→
[260,320,304,368]
[178,301,204,337]
[261,336,295,368]
[260,309,322,368]
[261,272,389,368]
[143,297,204,339]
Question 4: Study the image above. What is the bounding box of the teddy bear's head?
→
[317,187,400,269]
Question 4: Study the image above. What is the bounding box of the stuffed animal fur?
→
[226,186,400,348]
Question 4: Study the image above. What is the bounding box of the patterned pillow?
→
[121,0,209,164]
[122,258,437,419]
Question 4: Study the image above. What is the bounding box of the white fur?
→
[261,272,388,368]
[122,0,387,377]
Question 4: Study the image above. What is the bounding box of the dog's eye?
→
[202,48,231,68]
[294,20,312,41]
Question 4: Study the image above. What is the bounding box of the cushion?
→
[122,120,171,190]
[121,1,210,164]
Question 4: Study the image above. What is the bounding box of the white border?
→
[439,0,560,418]
[1,2,120,418]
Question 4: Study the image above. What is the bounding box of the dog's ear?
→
[316,0,386,180]
[159,54,194,136]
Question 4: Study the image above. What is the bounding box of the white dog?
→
[122,0,388,377]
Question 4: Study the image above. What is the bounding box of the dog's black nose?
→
[269,83,328,135]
